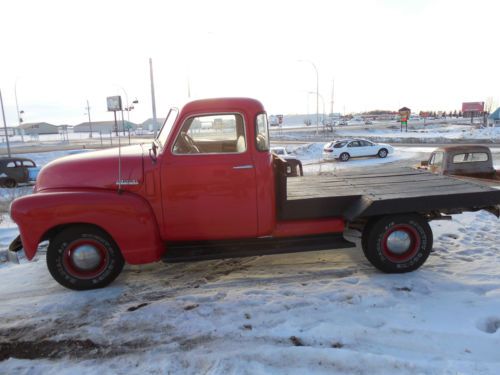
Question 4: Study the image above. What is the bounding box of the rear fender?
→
[10,190,164,264]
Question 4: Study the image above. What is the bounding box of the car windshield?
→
[334,141,348,148]
[156,108,179,148]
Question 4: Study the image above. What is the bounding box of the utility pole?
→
[330,79,335,115]
[149,58,158,137]
[86,99,93,138]
[298,60,319,135]
[0,89,12,157]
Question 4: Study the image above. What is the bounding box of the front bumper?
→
[7,235,23,264]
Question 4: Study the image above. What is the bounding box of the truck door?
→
[161,113,258,241]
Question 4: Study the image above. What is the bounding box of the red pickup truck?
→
[9,98,500,290]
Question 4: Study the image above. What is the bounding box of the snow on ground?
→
[0,210,500,374]
[283,143,422,174]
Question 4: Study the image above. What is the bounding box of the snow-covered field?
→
[334,124,500,141]
[1,142,500,374]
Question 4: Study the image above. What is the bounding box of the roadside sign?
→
[398,107,410,133]
[107,96,122,112]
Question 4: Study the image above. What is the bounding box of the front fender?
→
[10,190,164,264]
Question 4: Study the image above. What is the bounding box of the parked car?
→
[323,139,394,161]
[347,118,364,126]
[271,147,303,177]
[270,147,289,157]
[0,157,40,188]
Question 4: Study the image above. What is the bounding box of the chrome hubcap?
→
[386,230,411,254]
[71,245,102,270]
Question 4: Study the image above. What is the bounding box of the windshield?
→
[334,141,348,148]
[156,108,179,148]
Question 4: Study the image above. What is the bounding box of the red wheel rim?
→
[381,224,420,263]
[62,239,109,279]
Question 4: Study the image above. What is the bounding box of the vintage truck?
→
[419,145,500,186]
[8,98,500,290]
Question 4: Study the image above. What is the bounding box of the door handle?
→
[233,165,254,170]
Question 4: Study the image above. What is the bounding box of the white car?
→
[271,147,289,157]
[347,118,365,126]
[322,139,394,162]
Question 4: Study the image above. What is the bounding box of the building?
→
[488,107,500,127]
[141,118,165,132]
[74,121,137,134]
[19,122,59,135]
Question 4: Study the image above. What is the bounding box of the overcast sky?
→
[1,0,499,126]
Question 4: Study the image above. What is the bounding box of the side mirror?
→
[149,142,157,162]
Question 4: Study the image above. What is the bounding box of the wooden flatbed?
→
[279,167,500,221]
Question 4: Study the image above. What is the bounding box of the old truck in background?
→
[419,145,500,187]
[9,98,500,290]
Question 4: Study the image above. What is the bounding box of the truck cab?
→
[156,98,276,241]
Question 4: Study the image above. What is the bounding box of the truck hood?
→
[36,145,145,192]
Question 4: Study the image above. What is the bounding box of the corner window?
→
[255,113,269,152]
[157,108,179,149]
[173,113,246,154]
[431,152,444,166]
[452,152,489,163]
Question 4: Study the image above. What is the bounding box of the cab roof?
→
[180,97,265,115]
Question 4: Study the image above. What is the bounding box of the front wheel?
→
[361,214,433,273]
[378,148,388,158]
[47,225,124,290]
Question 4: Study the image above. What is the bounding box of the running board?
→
[163,233,355,263]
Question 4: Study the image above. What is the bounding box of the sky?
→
[0,0,499,126]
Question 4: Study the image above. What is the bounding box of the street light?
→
[298,60,319,135]
[124,98,139,118]
[14,79,25,142]
[308,91,325,125]
[14,79,24,125]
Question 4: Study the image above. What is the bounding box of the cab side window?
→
[255,113,270,152]
[173,114,246,154]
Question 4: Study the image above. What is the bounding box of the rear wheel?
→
[361,214,432,273]
[47,225,124,290]
[339,152,350,162]
[4,179,17,188]
[378,148,388,158]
